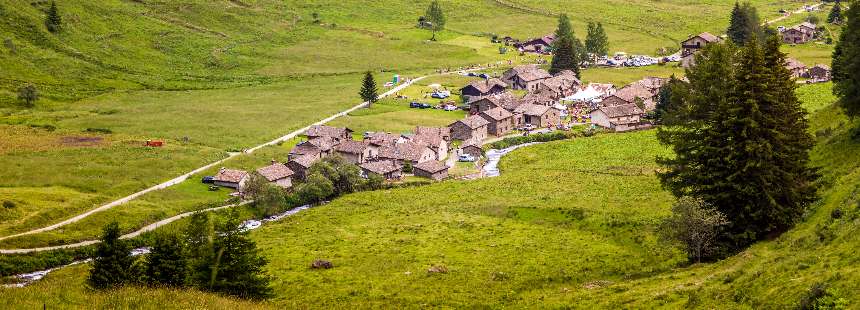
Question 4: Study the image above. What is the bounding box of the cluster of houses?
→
[780,22,818,44]
[785,58,832,82]
[210,124,457,193]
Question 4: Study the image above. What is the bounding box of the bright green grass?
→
[328,100,466,135]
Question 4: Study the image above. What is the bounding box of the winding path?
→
[0,75,427,245]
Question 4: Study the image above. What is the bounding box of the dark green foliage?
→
[188,211,273,300]
[307,155,364,196]
[145,232,188,287]
[88,222,135,289]
[798,282,849,309]
[585,22,609,57]
[243,172,287,217]
[726,2,762,45]
[0,248,91,277]
[828,1,843,23]
[2,200,14,209]
[44,1,62,33]
[659,197,729,263]
[650,75,685,124]
[550,14,583,77]
[833,2,860,117]
[17,84,38,107]
[295,172,335,203]
[488,131,572,149]
[424,0,445,41]
[657,38,818,252]
[359,71,378,105]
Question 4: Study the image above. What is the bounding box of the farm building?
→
[287,154,318,180]
[782,22,817,44]
[479,107,515,136]
[256,162,294,189]
[359,160,403,181]
[785,58,808,78]
[334,140,375,164]
[288,141,324,161]
[501,65,552,91]
[468,92,520,115]
[680,32,721,57]
[411,132,449,160]
[513,103,560,128]
[414,126,451,143]
[536,70,581,99]
[461,78,507,99]
[600,95,631,108]
[306,125,353,142]
[413,160,450,181]
[213,168,249,190]
[378,141,437,166]
[449,115,490,142]
[461,144,483,159]
[590,104,645,132]
[808,64,831,81]
[516,35,555,54]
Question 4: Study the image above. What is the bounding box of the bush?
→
[830,208,843,220]
[488,131,572,150]
[85,127,113,134]
[659,197,729,263]
[799,282,849,310]
[2,200,15,209]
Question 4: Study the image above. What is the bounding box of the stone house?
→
[515,35,555,54]
[305,125,353,142]
[590,104,645,132]
[536,70,581,99]
[334,140,375,164]
[479,107,514,136]
[461,144,483,159]
[378,141,437,166]
[468,92,519,115]
[287,154,318,180]
[785,58,808,78]
[359,160,403,181]
[680,32,721,57]
[414,126,452,144]
[460,78,507,100]
[411,132,449,160]
[501,65,552,91]
[614,84,656,110]
[513,103,560,128]
[213,168,249,190]
[449,115,490,142]
[288,141,324,161]
[256,161,294,189]
[808,64,831,81]
[413,160,450,181]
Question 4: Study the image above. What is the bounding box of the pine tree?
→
[828,1,843,24]
[833,2,860,117]
[88,222,134,289]
[359,71,378,107]
[425,1,445,41]
[189,212,273,300]
[651,75,685,124]
[593,22,609,56]
[45,1,62,33]
[727,2,762,45]
[550,14,582,77]
[146,232,188,287]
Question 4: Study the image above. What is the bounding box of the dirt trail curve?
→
[763,3,824,25]
[0,74,431,245]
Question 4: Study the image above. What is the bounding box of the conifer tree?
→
[585,22,610,60]
[88,222,134,289]
[727,2,762,45]
[833,2,860,117]
[145,232,188,287]
[45,1,62,33]
[189,212,273,300]
[828,1,843,24]
[550,14,582,77]
[17,84,38,108]
[359,71,378,107]
[425,1,445,41]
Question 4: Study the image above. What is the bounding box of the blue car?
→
[409,101,422,108]
[202,176,215,184]
[478,73,490,79]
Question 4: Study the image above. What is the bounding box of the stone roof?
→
[685,32,720,44]
[811,64,830,70]
[615,84,654,103]
[463,78,507,94]
[360,160,402,175]
[517,67,553,82]
[289,141,322,157]
[335,140,369,154]
[785,58,807,70]
[365,132,404,147]
[503,65,551,83]
[521,90,556,106]
[256,163,294,181]
[452,115,490,129]
[415,126,450,139]
[214,168,248,183]
[411,132,444,148]
[513,103,552,116]
[798,22,817,32]
[307,136,338,152]
[289,154,318,169]
[480,107,513,121]
[379,141,433,162]
[414,160,449,174]
[595,103,643,118]
[469,92,521,111]
[540,72,581,90]
[633,77,669,92]
[306,125,351,138]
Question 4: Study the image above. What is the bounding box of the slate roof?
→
[411,132,445,148]
[595,104,644,118]
[214,168,248,183]
[378,141,434,162]
[289,154,318,169]
[480,107,513,121]
[684,32,720,44]
[811,64,830,70]
[541,72,581,90]
[415,126,451,139]
[360,160,402,175]
[307,136,338,152]
[521,90,555,106]
[513,103,552,116]
[414,160,449,174]
[452,115,490,129]
[785,58,807,70]
[365,132,404,147]
[634,77,670,92]
[517,67,553,82]
[306,125,351,138]
[334,140,368,154]
[289,141,322,157]
[469,92,520,110]
[463,78,507,94]
[256,163,294,181]
[615,84,653,102]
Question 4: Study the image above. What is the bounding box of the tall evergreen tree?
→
[550,14,582,77]
[45,1,62,33]
[727,2,762,45]
[585,22,609,58]
[88,222,134,289]
[145,232,188,287]
[828,1,843,24]
[359,71,378,107]
[424,1,445,41]
[833,2,860,117]
[17,84,38,107]
[189,212,273,300]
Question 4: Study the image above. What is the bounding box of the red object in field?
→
[145,140,164,147]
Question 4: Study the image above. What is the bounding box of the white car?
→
[458,154,477,162]
[443,105,458,111]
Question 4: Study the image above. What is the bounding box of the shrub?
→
[2,201,15,209]
[831,208,843,220]
[798,282,849,310]
[85,127,113,134]
[488,131,572,150]
[659,197,729,263]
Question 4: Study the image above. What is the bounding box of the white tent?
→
[565,86,602,102]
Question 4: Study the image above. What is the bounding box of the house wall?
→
[274,178,292,189]
[450,122,475,141]
[590,110,612,128]
[469,99,499,115]
[783,30,809,44]
[415,168,448,181]
[287,163,308,180]
[338,151,363,164]
[213,181,239,189]
[681,36,712,56]
[462,147,482,158]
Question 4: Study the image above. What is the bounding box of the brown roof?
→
[256,163,294,181]
[289,154,318,169]
[411,133,444,148]
[798,22,817,32]
[334,140,368,154]
[452,115,490,129]
[415,126,450,139]
[378,141,433,162]
[601,95,632,107]
[785,58,807,70]
[214,168,248,183]
[360,160,402,175]
[469,92,520,111]
[634,77,669,92]
[517,67,553,82]
[414,160,449,174]
[615,84,653,103]
[684,32,720,44]
[365,132,404,147]
[520,90,555,106]
[307,136,338,152]
[463,78,507,94]
[480,107,513,121]
[595,104,643,118]
[513,103,552,116]
[306,125,352,138]
[540,73,581,91]
[290,141,322,157]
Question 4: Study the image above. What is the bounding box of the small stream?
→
[3,205,314,288]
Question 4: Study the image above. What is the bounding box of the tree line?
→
[550,14,609,78]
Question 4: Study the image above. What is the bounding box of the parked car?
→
[443,105,458,111]
[458,154,477,162]
[431,91,451,99]
[517,124,536,131]
[202,176,215,184]
[419,103,433,109]
[478,73,490,79]
[467,72,478,77]
[410,101,422,108]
